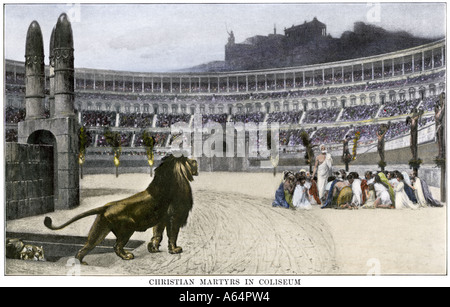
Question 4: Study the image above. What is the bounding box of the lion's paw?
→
[147,242,160,253]
[120,251,134,260]
[168,245,183,254]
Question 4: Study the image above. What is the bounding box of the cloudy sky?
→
[3,2,446,72]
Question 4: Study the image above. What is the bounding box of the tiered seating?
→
[82,110,116,127]
[267,111,302,124]
[119,113,154,128]
[303,107,341,124]
[339,104,380,121]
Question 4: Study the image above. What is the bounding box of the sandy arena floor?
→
[4,172,447,276]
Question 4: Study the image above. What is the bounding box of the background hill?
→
[184,21,439,72]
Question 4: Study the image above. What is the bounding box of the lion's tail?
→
[44,206,106,230]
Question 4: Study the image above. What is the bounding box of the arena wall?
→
[5,142,55,220]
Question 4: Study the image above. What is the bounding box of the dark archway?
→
[27,130,57,208]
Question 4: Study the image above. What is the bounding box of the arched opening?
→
[27,130,57,209]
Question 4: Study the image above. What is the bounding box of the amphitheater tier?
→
[5,39,446,182]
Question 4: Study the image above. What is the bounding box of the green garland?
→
[142,131,155,166]
[352,131,361,160]
[78,126,88,165]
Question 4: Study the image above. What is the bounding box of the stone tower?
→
[18,13,79,211]
[24,21,45,120]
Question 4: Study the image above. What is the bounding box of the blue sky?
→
[3,2,446,72]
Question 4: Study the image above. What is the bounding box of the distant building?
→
[284,17,327,45]
[225,17,330,71]
[223,17,435,72]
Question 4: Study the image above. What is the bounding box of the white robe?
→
[394,182,419,209]
[374,182,392,205]
[412,177,429,208]
[389,178,398,189]
[316,153,333,199]
[351,178,363,206]
[293,185,312,210]
[362,190,376,208]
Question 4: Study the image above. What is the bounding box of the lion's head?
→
[154,154,198,183]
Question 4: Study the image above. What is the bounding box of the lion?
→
[44,154,198,265]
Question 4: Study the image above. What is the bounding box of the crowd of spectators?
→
[119,113,154,128]
[229,111,265,124]
[68,69,446,110]
[63,54,444,95]
[82,110,117,127]
[202,113,228,127]
[134,132,169,147]
[352,124,379,143]
[302,107,341,124]
[421,95,440,111]
[339,104,380,122]
[156,114,191,128]
[267,111,302,124]
[311,126,350,145]
[96,132,133,147]
[279,128,314,147]
[378,99,420,118]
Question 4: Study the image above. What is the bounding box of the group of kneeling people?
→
[272,169,443,210]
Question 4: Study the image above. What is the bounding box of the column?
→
[392,59,394,77]
[402,57,405,75]
[53,13,75,118]
[371,62,374,80]
[49,26,55,118]
[24,20,45,120]
[422,51,425,71]
[361,64,364,81]
[432,49,434,68]
[332,67,335,84]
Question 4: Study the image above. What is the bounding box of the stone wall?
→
[5,142,54,220]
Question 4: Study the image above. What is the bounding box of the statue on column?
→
[406,107,424,161]
[434,92,446,202]
[376,122,390,169]
[342,134,352,171]
[435,92,445,159]
[227,30,235,45]
[300,130,317,174]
